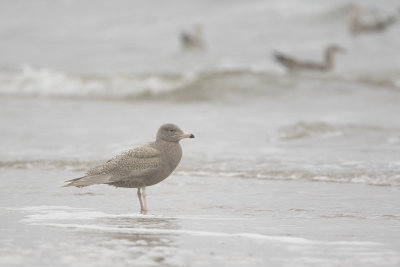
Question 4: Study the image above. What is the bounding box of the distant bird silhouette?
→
[273,45,345,73]
[348,4,396,35]
[180,25,205,50]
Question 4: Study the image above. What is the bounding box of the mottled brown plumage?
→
[64,123,194,213]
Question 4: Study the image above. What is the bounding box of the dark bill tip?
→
[189,134,195,138]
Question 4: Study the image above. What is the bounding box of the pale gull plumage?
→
[64,123,195,214]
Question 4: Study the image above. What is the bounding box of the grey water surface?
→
[1,0,400,266]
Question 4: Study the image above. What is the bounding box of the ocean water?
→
[1,0,400,266]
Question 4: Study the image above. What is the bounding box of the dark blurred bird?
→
[273,45,345,73]
[180,25,205,50]
[64,123,195,214]
[348,4,397,35]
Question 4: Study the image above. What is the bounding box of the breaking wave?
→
[0,66,399,102]
[274,121,387,141]
[177,168,400,187]
[2,159,399,187]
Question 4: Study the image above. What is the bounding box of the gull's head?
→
[157,123,195,142]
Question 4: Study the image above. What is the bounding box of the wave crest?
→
[1,66,400,101]
[275,121,385,141]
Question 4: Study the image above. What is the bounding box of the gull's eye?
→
[169,129,174,132]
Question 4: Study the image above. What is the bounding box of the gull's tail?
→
[273,51,295,65]
[63,174,113,188]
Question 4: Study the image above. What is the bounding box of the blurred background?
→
[1,0,400,266]
[1,0,399,184]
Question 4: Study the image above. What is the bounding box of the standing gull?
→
[273,45,345,73]
[64,123,195,214]
[180,24,205,50]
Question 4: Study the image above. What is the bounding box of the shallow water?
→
[2,171,400,267]
[1,95,400,266]
[1,0,400,266]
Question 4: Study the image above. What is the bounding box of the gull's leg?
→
[137,188,145,213]
[142,187,147,212]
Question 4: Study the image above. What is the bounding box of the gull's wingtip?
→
[62,176,85,187]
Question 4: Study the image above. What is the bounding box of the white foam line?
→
[6,206,89,211]
[21,212,248,223]
[20,211,173,223]
[11,206,248,222]
[30,223,380,246]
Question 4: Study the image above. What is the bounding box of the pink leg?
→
[142,187,148,213]
[137,188,145,213]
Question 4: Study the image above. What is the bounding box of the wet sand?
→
[1,168,399,267]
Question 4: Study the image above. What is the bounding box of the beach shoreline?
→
[1,169,399,266]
